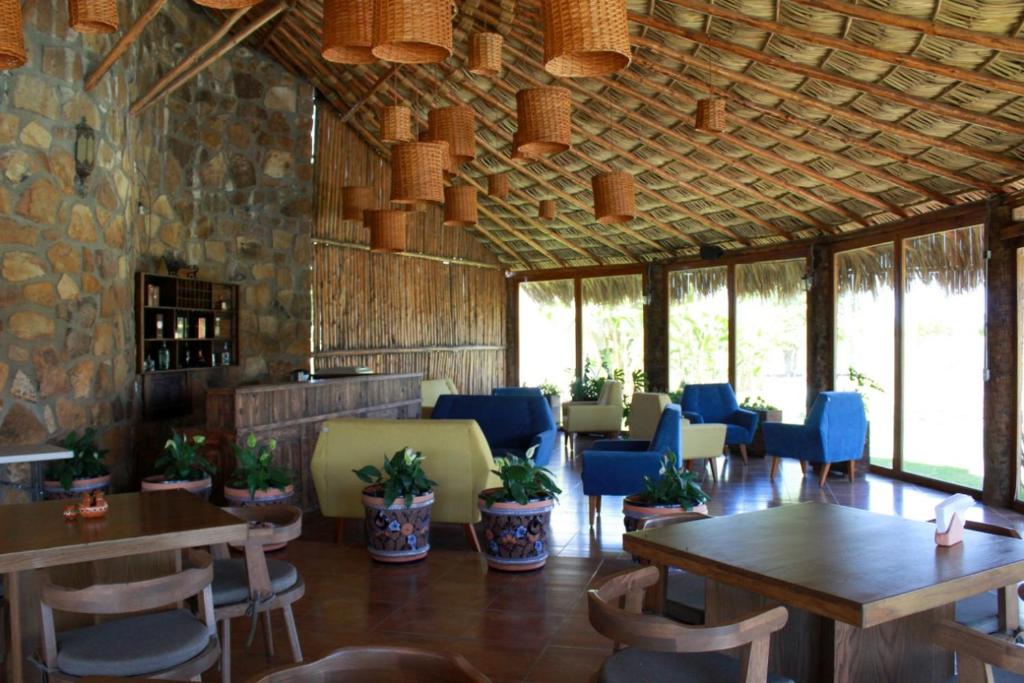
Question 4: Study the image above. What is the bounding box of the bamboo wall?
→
[312,106,506,394]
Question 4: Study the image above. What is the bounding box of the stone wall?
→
[0,0,313,495]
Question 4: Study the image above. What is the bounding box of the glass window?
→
[518,279,576,397]
[835,244,896,469]
[735,258,808,421]
[581,275,645,396]
[669,267,729,392]
[902,224,985,490]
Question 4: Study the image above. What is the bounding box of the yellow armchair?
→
[628,392,671,441]
[682,421,727,482]
[420,378,458,418]
[562,380,624,456]
[311,418,500,550]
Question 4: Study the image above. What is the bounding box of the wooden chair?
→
[212,505,305,683]
[636,512,711,624]
[38,549,219,681]
[944,520,1023,634]
[247,645,491,682]
[933,619,1024,682]
[587,566,792,683]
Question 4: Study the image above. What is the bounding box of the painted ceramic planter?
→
[225,484,296,551]
[622,494,709,533]
[141,475,213,500]
[478,489,555,572]
[43,474,111,500]
[362,487,433,563]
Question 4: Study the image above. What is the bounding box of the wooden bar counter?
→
[203,372,422,510]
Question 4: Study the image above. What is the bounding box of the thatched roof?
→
[218,0,1024,270]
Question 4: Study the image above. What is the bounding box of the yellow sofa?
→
[311,418,500,548]
[420,378,458,418]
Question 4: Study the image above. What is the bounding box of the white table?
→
[0,444,73,502]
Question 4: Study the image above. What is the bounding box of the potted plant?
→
[478,451,562,572]
[742,396,782,457]
[142,431,216,499]
[43,428,111,500]
[224,433,294,506]
[623,452,709,532]
[354,447,437,564]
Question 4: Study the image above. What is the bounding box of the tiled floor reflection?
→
[214,441,1024,682]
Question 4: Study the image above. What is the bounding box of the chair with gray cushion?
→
[948,521,1023,635]
[588,566,793,683]
[38,549,219,681]
[212,504,305,683]
[934,619,1024,682]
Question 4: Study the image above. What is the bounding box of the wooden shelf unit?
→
[135,272,240,375]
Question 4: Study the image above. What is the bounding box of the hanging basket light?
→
[592,172,635,224]
[444,186,478,227]
[342,186,374,222]
[372,0,453,64]
[69,0,118,33]
[487,173,510,199]
[542,0,630,77]
[0,0,26,69]
[428,105,476,165]
[380,105,413,142]
[516,87,571,156]
[366,209,408,253]
[695,98,726,133]
[539,199,556,221]
[510,130,539,165]
[468,31,503,75]
[321,0,374,63]
[391,141,446,205]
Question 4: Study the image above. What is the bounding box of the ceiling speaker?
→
[699,245,725,260]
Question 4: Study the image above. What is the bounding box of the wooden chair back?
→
[247,645,491,682]
[587,567,788,683]
[933,619,1024,682]
[636,512,710,531]
[212,505,302,600]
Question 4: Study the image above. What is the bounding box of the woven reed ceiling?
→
[223,0,1024,270]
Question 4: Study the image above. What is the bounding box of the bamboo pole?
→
[84,0,168,91]
[131,3,286,115]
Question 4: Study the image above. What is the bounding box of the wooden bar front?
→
[204,373,422,510]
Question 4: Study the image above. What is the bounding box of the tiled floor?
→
[215,442,1024,682]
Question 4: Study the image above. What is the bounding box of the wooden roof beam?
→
[85,0,167,91]
[632,35,1024,175]
[653,0,1024,99]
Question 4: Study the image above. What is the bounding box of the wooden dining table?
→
[0,489,248,683]
[623,502,1024,683]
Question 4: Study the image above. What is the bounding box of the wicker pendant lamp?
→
[542,0,630,77]
[391,141,446,205]
[342,186,374,222]
[0,0,26,69]
[539,199,556,221]
[511,130,539,165]
[468,32,503,75]
[516,87,571,156]
[444,186,478,227]
[592,172,635,224]
[695,98,726,132]
[380,104,413,142]
[487,173,510,199]
[69,0,118,33]
[366,209,407,253]
[372,0,453,64]
[428,105,476,165]
[322,0,374,63]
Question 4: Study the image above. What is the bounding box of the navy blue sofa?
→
[430,394,558,466]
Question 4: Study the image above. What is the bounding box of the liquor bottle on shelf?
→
[197,349,205,367]
[183,349,191,368]
[144,355,155,372]
[157,342,171,371]
[221,342,231,366]
[155,314,164,339]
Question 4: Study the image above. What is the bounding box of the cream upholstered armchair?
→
[562,380,624,456]
[681,421,727,482]
[420,378,458,418]
[628,392,671,441]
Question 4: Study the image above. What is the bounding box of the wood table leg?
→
[998,585,1019,633]
[3,572,20,683]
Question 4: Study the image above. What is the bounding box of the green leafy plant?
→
[354,447,437,508]
[636,452,709,510]
[46,428,108,492]
[155,431,215,482]
[228,433,292,497]
[570,359,626,401]
[847,367,884,393]
[481,451,563,506]
[741,396,779,412]
[539,382,560,397]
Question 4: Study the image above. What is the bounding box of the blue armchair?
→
[491,387,544,397]
[763,391,867,486]
[679,383,759,462]
[431,394,558,466]
[581,405,682,527]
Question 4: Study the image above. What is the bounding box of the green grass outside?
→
[902,462,982,491]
